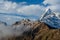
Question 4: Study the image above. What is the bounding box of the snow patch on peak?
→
[40,8,54,21]
[40,8,60,28]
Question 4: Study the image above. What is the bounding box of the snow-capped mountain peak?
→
[40,8,60,28]
[40,8,54,21]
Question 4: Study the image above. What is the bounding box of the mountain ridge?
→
[40,8,60,28]
[7,19,60,40]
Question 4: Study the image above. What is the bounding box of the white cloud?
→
[0,14,24,25]
[48,5,60,13]
[0,19,33,39]
[43,0,60,13]
[0,0,60,17]
[0,0,46,16]
[0,0,46,24]
[43,0,60,5]
[0,1,17,13]
[17,5,46,16]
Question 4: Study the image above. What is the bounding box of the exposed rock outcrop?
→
[0,19,60,40]
[8,19,60,40]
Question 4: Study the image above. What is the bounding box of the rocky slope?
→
[40,8,60,28]
[6,19,60,40]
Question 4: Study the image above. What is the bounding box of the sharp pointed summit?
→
[40,8,53,21]
[40,8,60,28]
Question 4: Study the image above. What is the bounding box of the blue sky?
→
[8,0,44,4]
[8,0,49,7]
[0,0,60,25]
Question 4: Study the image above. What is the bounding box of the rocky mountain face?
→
[40,8,60,28]
[4,19,60,40]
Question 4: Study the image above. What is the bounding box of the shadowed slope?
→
[8,20,60,40]
[0,19,60,40]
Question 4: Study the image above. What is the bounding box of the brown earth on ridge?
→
[3,20,60,40]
